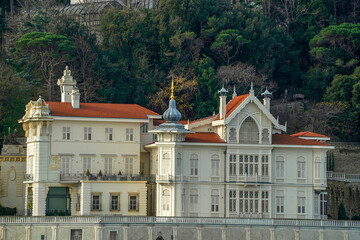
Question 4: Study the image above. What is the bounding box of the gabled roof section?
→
[291,131,329,138]
[184,132,226,143]
[215,94,249,120]
[272,134,331,146]
[47,102,159,119]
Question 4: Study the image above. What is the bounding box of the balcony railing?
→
[23,174,33,181]
[60,173,155,182]
[327,171,360,182]
[0,216,359,228]
[229,174,270,183]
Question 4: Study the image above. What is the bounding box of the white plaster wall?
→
[82,181,147,216]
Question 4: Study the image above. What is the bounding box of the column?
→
[52,226,57,240]
[123,226,128,240]
[172,226,178,240]
[294,228,299,240]
[24,186,29,216]
[25,226,31,240]
[94,226,102,240]
[245,228,250,240]
[0,226,6,240]
[318,229,323,240]
[81,182,91,215]
[32,183,46,216]
[147,226,153,240]
[197,226,202,240]
[221,227,226,240]
[269,228,275,240]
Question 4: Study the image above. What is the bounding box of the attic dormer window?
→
[239,117,259,144]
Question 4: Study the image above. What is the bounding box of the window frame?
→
[276,196,285,213]
[91,192,102,211]
[62,127,71,140]
[84,127,92,141]
[128,192,139,212]
[190,154,199,176]
[110,192,120,212]
[105,128,113,141]
[126,128,134,141]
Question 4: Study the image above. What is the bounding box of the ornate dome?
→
[163,99,182,123]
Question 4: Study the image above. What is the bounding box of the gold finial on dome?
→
[170,75,175,100]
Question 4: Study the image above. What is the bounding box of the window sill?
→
[91,210,102,212]
[128,210,139,212]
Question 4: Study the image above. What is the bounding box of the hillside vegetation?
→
[0,0,359,141]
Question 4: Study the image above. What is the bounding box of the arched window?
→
[211,154,220,176]
[262,129,270,144]
[190,189,198,212]
[229,128,237,143]
[162,153,170,175]
[315,157,321,179]
[239,117,259,144]
[190,154,198,176]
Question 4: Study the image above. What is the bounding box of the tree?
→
[338,202,348,220]
[14,31,76,100]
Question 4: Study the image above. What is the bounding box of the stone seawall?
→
[0,216,360,240]
[330,142,360,174]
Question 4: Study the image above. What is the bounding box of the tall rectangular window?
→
[211,195,219,212]
[262,155,269,176]
[314,196,319,214]
[110,231,117,240]
[276,161,284,178]
[190,189,198,212]
[125,158,133,175]
[84,127,92,140]
[176,153,182,175]
[315,158,321,178]
[126,128,134,141]
[297,197,306,213]
[239,191,259,213]
[129,193,139,211]
[104,157,113,175]
[82,156,92,173]
[62,127,70,140]
[181,189,185,212]
[229,154,236,176]
[142,123,148,133]
[110,193,120,211]
[276,197,284,213]
[91,193,101,211]
[105,128,113,141]
[61,156,70,175]
[261,191,269,213]
[190,154,198,176]
[229,190,236,213]
[211,155,220,176]
[297,162,305,178]
[320,193,327,216]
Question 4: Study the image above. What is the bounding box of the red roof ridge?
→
[190,115,218,124]
[272,134,331,146]
[290,131,329,138]
[215,94,249,120]
[47,102,159,119]
[184,132,225,143]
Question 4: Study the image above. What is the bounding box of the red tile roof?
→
[184,132,226,143]
[291,131,329,138]
[272,134,331,146]
[47,102,159,119]
[190,115,217,124]
[215,94,249,120]
[153,119,188,126]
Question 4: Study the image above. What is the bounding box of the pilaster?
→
[52,226,57,240]
[94,226,102,240]
[221,227,226,240]
[123,226,128,240]
[269,228,275,240]
[25,226,31,240]
[318,229,323,240]
[147,226,153,240]
[32,183,46,216]
[294,228,299,240]
[245,227,250,240]
[197,226,202,240]
[172,226,177,240]
[81,182,91,215]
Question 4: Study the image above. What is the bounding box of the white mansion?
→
[19,67,333,219]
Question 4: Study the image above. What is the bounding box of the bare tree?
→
[216,62,277,96]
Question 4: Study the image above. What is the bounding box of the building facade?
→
[19,67,333,219]
[146,84,333,219]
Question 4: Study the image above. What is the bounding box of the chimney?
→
[71,88,80,109]
[57,66,76,103]
[218,87,228,119]
[261,88,272,111]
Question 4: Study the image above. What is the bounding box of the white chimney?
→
[261,88,272,111]
[219,87,228,119]
[71,88,80,109]
[57,66,76,103]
